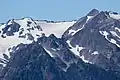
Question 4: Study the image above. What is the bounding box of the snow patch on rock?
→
[68,16,93,36]
[68,25,84,36]
[109,13,120,20]
[80,55,92,64]
[92,51,99,55]
[67,40,84,56]
[100,30,120,48]
[67,40,92,64]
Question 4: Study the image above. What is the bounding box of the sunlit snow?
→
[43,48,54,57]
[36,21,76,38]
[67,40,92,63]
[109,13,120,20]
[110,31,120,39]
[92,51,99,55]
[100,30,120,48]
[68,25,85,36]
[0,19,76,67]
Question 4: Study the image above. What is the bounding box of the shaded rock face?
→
[62,16,87,40]
[62,9,99,40]
[0,42,65,80]
[1,21,20,37]
[0,38,118,80]
[87,9,99,16]
[3,22,20,36]
[62,9,120,76]
[37,34,78,71]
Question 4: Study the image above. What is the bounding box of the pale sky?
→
[0,0,120,22]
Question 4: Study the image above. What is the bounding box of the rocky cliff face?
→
[62,9,120,77]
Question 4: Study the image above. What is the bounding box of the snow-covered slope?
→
[0,18,43,66]
[109,12,120,20]
[0,18,75,67]
[35,20,76,38]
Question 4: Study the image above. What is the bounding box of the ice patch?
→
[92,51,99,55]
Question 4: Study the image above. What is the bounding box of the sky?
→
[0,0,120,22]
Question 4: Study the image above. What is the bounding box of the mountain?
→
[0,36,118,80]
[0,18,75,68]
[0,9,120,80]
[62,9,120,77]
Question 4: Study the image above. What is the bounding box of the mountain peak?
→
[21,17,34,22]
[48,34,57,40]
[87,9,99,16]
